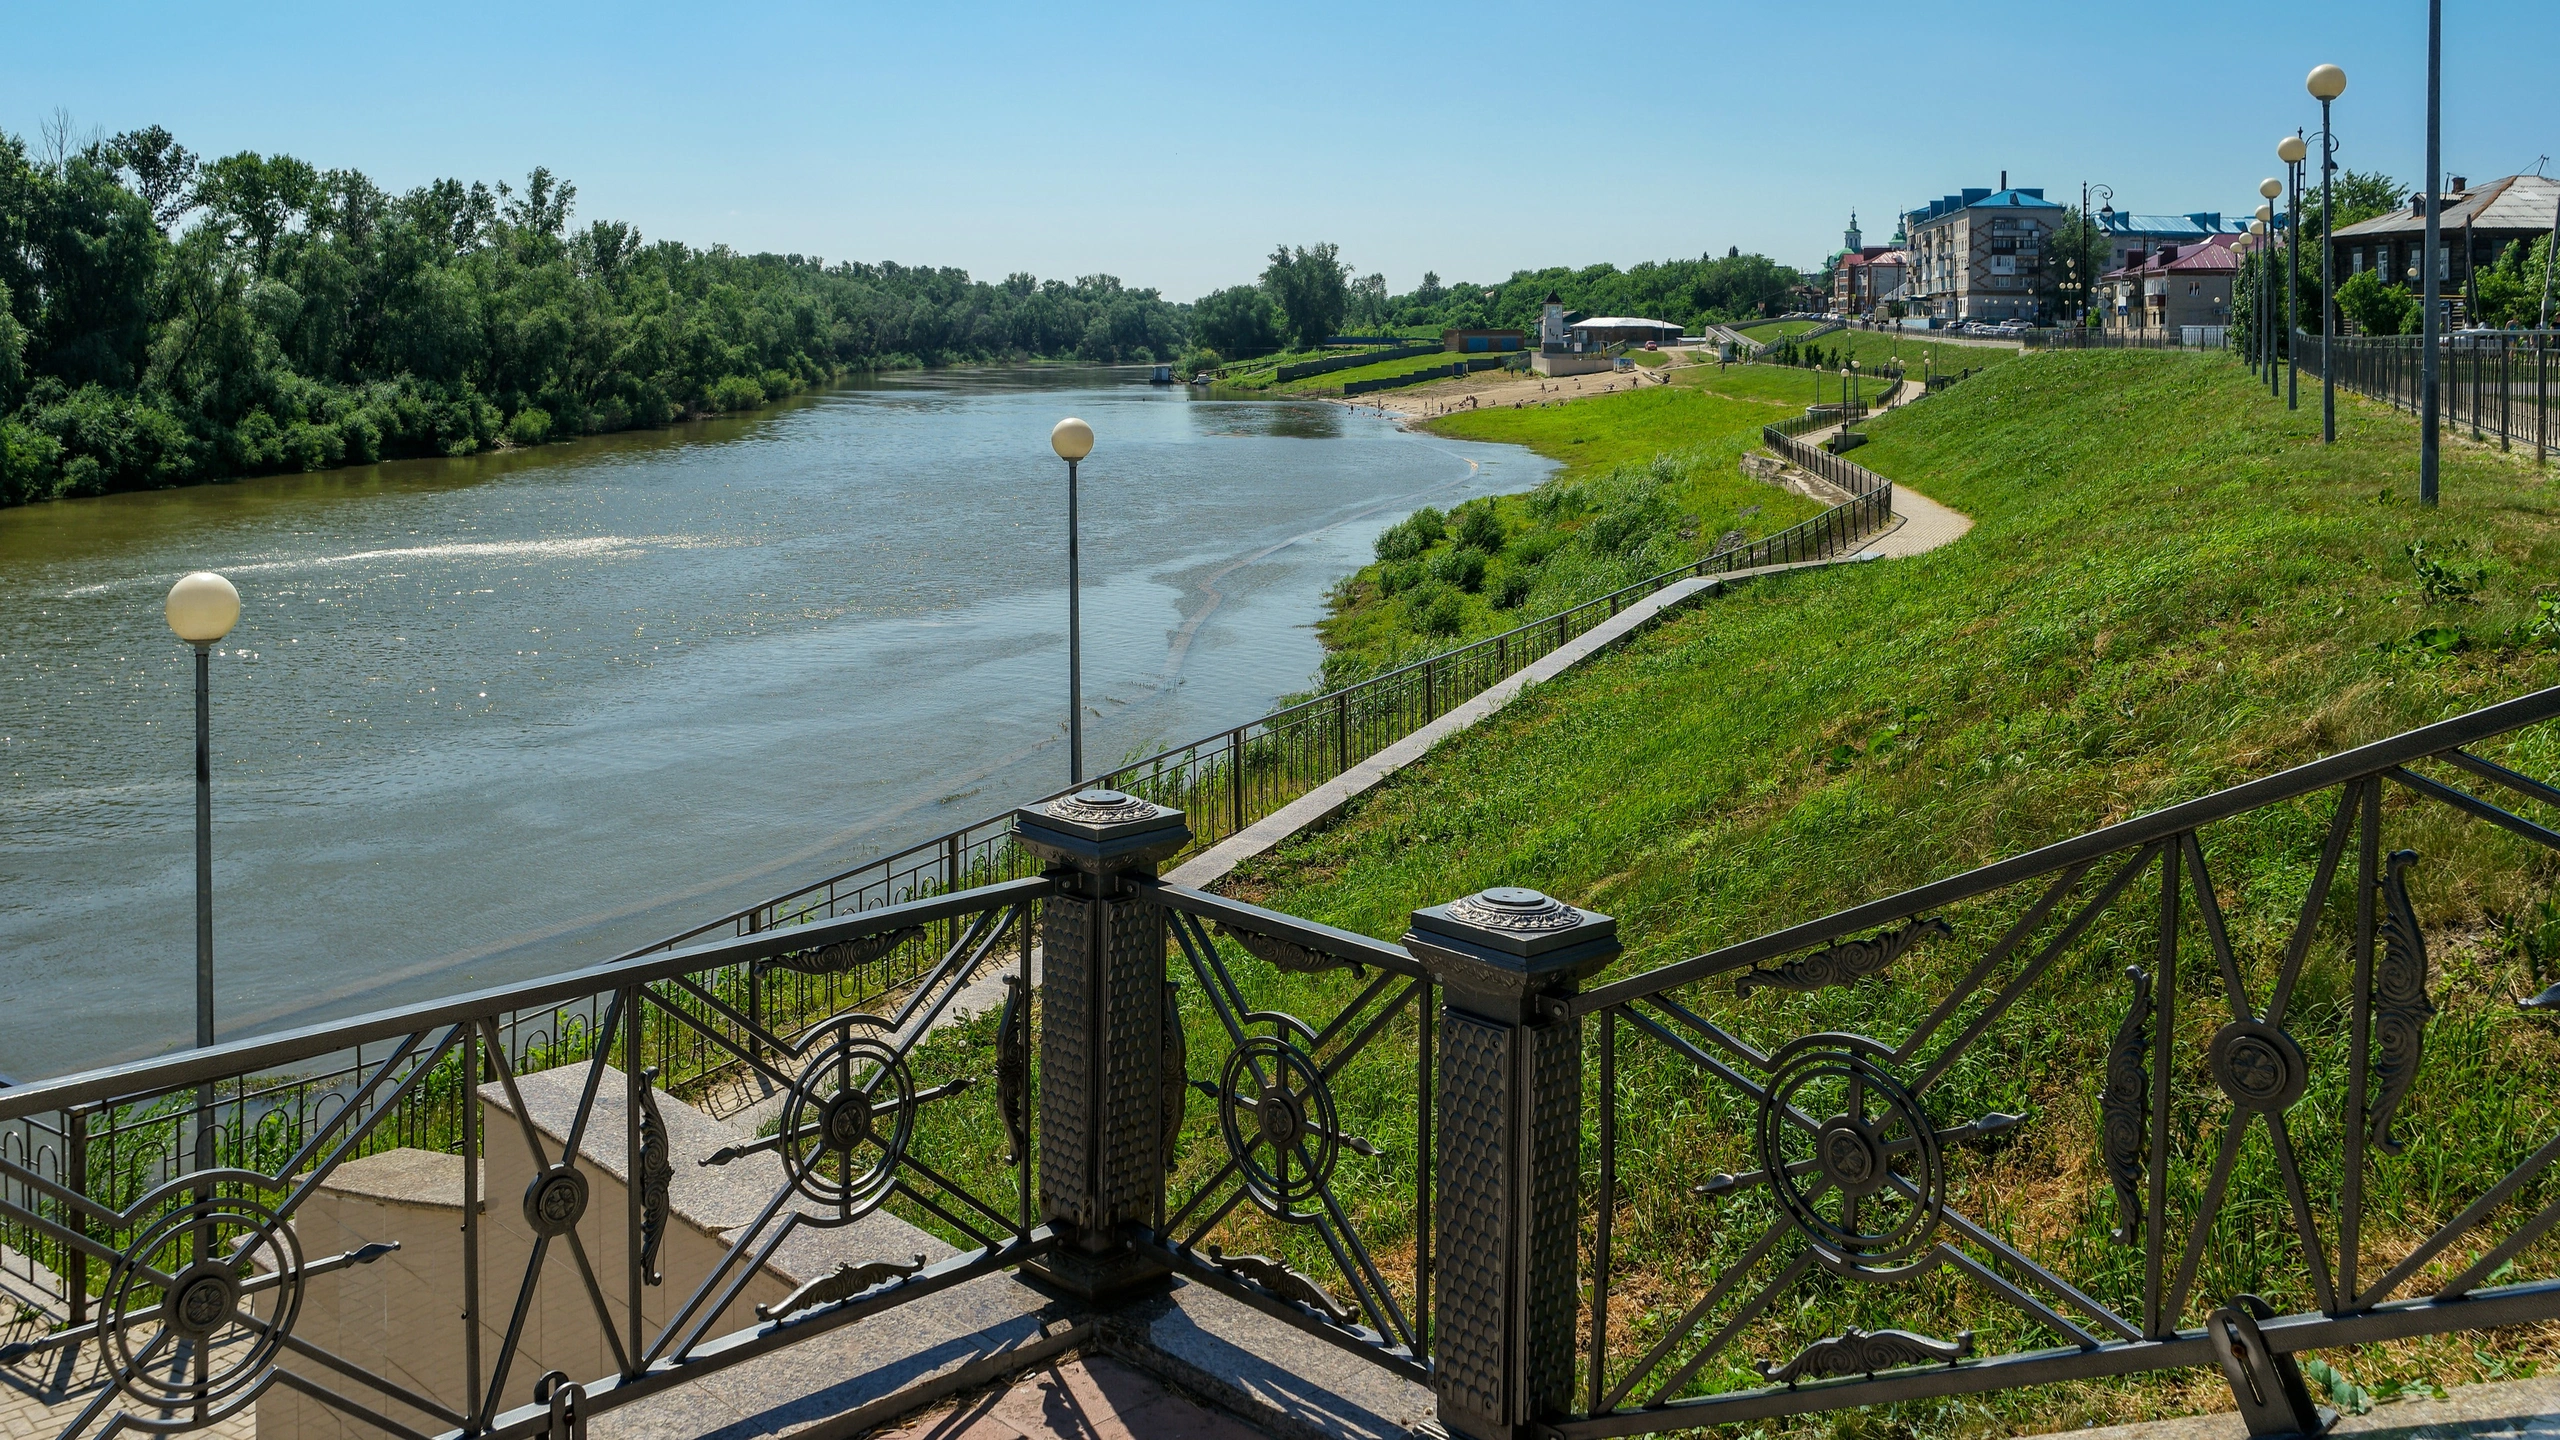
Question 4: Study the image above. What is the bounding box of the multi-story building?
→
[1901,179,2065,324]
[2096,232,2250,335]
[2093,210,2248,274]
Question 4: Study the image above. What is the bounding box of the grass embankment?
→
[1310,385,1826,687]
[1212,341,1441,393]
[1276,350,1495,396]
[1199,351,2560,1433]
[1736,319,1826,343]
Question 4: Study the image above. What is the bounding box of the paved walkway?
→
[874,1357,1266,1440]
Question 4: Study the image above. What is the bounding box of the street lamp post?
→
[1050,417,1095,784]
[2249,219,2270,380]
[2420,0,2442,506]
[2309,63,2348,443]
[2259,183,2283,393]
[2280,133,2309,409]
[166,570,238,1189]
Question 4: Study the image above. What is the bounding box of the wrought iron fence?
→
[2298,330,2557,462]
[1560,685,2560,1435]
[2026,327,2231,351]
[14,687,2560,1437]
[0,879,1048,1439]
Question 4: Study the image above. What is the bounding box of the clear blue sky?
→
[8,2,2554,300]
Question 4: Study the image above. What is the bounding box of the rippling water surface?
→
[0,367,1546,1078]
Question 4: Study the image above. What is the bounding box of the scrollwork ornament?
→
[996,975,1029,1164]
[1044,789,1160,825]
[1735,917,1952,996]
[2101,966,2150,1246]
[1219,922,1364,976]
[1443,887,1583,932]
[99,1178,307,1423]
[637,1068,673,1284]
[769,927,924,977]
[2369,849,2435,1156]
[1756,1326,1974,1386]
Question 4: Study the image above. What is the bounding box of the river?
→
[0,367,1548,1081]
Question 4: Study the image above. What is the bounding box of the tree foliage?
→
[0,125,1189,506]
[1262,242,1350,350]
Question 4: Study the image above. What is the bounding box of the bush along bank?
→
[1314,384,1824,687]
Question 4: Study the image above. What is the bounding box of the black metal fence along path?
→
[2300,330,2557,462]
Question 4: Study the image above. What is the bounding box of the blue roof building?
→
[1901,177,2068,325]
[2094,210,2249,273]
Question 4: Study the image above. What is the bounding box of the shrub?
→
[1454,502,1505,552]
[1405,582,1465,636]
[509,407,554,447]
[1377,559,1425,596]
[759,369,797,401]
[1375,507,1448,563]
[2336,270,2417,337]
[1429,545,1488,593]
[705,375,766,413]
[1489,563,1534,610]
[1177,345,1222,377]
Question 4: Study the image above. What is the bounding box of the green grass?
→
[1209,351,2560,1434]
[1737,319,1824,341]
[1210,344,1417,392]
[1274,349,1493,395]
[1308,385,1826,686]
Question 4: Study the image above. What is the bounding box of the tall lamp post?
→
[2309,63,2348,443]
[2249,219,2271,381]
[167,571,238,1188]
[2280,133,2309,409]
[1050,417,1094,784]
[2259,182,2283,393]
[2420,0,2442,506]
[165,572,239,1056]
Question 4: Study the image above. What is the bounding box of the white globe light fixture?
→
[165,571,241,645]
[2277,135,2307,166]
[1050,417,1094,462]
[2260,177,2283,201]
[2306,64,2346,101]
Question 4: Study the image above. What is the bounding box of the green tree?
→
[2046,209,2111,320]
[1192,284,1283,357]
[1262,242,1348,349]
[2304,169,2409,239]
[2335,268,2417,335]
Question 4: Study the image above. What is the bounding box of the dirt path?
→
[1792,376,1974,559]
[1329,349,1702,420]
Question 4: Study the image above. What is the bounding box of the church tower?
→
[1844,211,1863,252]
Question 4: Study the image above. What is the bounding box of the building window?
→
[2352,248,2366,274]
[2188,281,2202,296]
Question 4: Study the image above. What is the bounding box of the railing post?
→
[1011,789,1191,1300]
[1404,889,1619,1440]
[1229,728,1246,837]
[64,1107,87,1328]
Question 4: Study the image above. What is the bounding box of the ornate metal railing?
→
[12,688,2560,1438]
[0,879,1048,1439]
[2298,330,2557,463]
[1558,685,2560,1436]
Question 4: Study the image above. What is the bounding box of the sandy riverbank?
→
[1330,348,1711,423]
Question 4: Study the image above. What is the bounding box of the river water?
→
[0,368,1546,1080]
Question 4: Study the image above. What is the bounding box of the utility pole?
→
[2421,0,2442,506]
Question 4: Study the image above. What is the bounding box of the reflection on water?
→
[0,367,1548,1078]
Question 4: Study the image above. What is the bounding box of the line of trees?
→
[1187,245,1801,370]
[0,122,1189,506]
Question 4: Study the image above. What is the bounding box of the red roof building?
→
[2097,232,2254,335]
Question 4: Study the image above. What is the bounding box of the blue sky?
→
[8,2,2554,300]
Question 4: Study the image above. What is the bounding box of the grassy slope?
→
[1228,351,2560,1432]
[1313,386,1825,684]
[1277,349,1482,394]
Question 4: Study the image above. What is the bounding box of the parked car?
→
[1643,340,1659,351]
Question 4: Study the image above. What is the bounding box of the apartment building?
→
[1901,179,2066,324]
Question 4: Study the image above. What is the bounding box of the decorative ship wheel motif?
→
[778,1021,918,1217]
[1756,1034,1947,1279]
[98,1175,307,1424]
[1215,1014,1348,1222]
